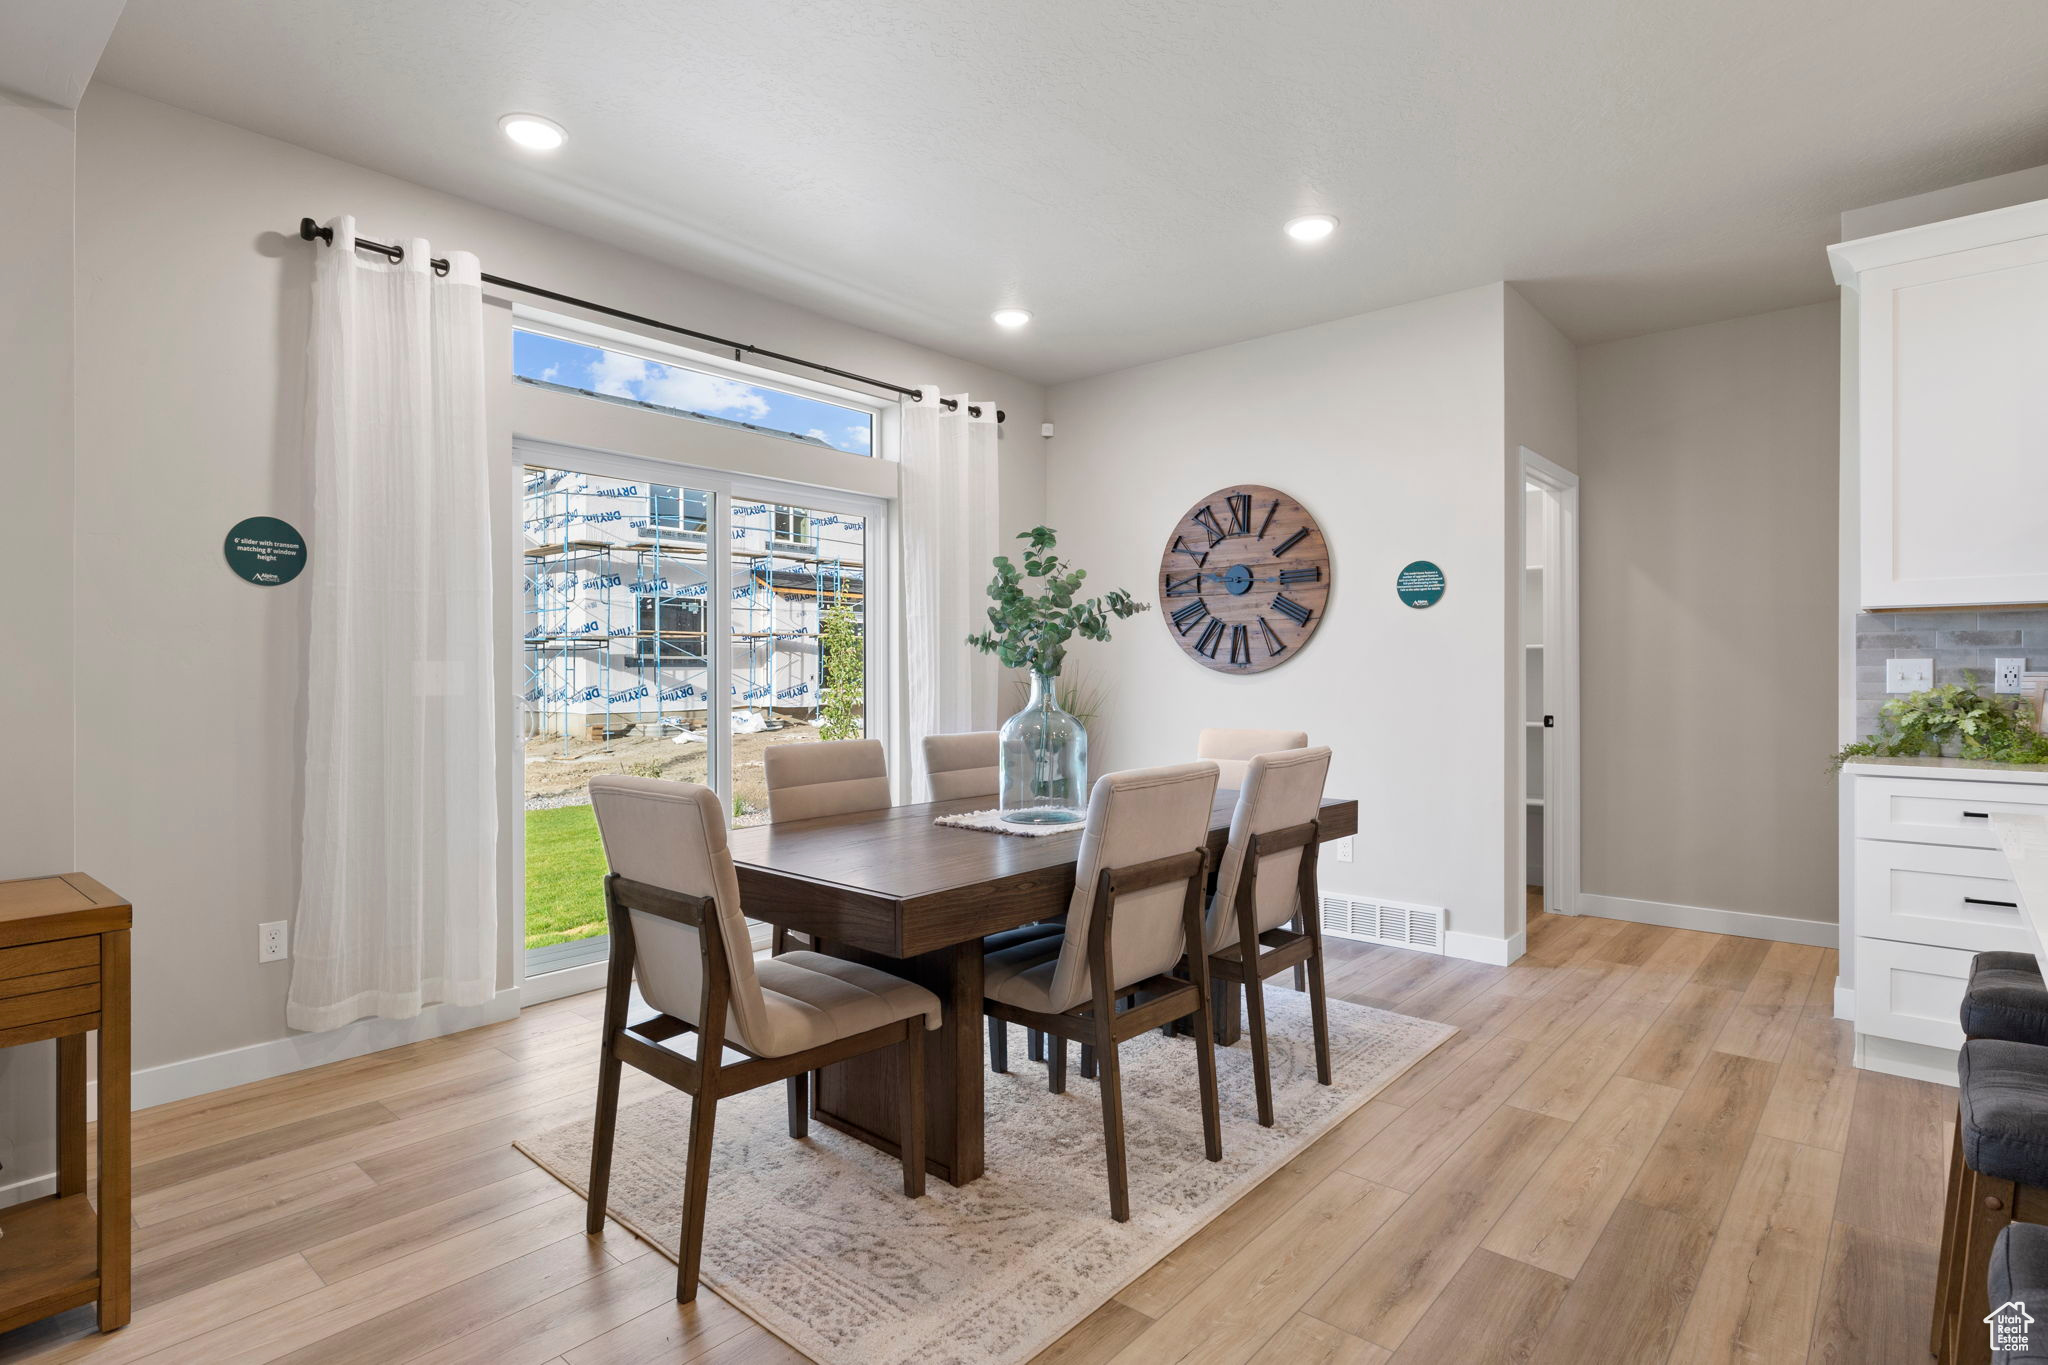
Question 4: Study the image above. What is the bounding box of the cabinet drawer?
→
[1854,937,1972,1051]
[0,937,96,983]
[0,981,99,1034]
[1855,776,2048,849]
[1854,840,2036,953]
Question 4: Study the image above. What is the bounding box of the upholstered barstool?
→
[1937,955,2048,1359]
[1938,1038,2048,1365]
[1988,1222,2048,1363]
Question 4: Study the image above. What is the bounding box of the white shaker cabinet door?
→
[1843,211,2048,608]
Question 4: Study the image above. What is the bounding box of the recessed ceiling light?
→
[499,114,567,151]
[991,308,1033,328]
[1284,214,1338,243]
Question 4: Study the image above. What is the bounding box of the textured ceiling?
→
[97,0,2048,383]
[0,0,126,109]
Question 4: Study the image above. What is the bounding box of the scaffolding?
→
[521,470,864,748]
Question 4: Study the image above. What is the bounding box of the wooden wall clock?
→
[1158,485,1330,672]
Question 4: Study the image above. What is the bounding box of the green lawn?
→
[525,805,609,949]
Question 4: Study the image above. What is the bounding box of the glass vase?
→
[999,671,1089,824]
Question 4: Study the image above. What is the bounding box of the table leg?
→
[811,940,986,1186]
[55,1034,86,1198]
[98,929,131,1331]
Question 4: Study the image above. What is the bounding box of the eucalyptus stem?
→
[965,527,1149,677]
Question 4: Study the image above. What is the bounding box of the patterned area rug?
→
[516,990,1454,1365]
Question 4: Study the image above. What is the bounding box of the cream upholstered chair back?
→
[1196,728,1309,789]
[763,738,891,823]
[1040,762,1220,1012]
[1204,746,1333,953]
[922,731,1000,802]
[588,776,776,1052]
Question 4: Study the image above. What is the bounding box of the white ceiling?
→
[0,0,126,109]
[96,0,2048,384]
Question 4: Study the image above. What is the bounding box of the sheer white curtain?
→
[900,388,1000,797]
[287,216,498,1032]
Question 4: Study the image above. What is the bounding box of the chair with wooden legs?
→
[922,731,1000,802]
[981,761,1226,1222]
[585,775,940,1302]
[763,738,892,954]
[1936,1037,2048,1365]
[1198,746,1334,1127]
[1195,728,1309,791]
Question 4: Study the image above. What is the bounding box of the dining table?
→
[726,789,1359,1186]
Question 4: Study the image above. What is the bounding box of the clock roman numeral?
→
[1226,492,1252,537]
[1257,616,1286,656]
[1257,499,1278,540]
[1170,599,1210,635]
[1273,593,1312,627]
[1194,618,1226,658]
[1278,565,1321,586]
[1172,534,1208,568]
[1191,504,1228,546]
[1271,528,1309,558]
[1164,573,1202,597]
[1228,623,1250,667]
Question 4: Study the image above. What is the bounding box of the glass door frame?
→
[510,435,895,988]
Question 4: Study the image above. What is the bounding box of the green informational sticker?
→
[1396,560,1445,608]
[224,516,308,586]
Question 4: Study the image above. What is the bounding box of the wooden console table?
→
[0,874,131,1334]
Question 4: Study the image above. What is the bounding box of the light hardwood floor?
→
[0,905,1947,1365]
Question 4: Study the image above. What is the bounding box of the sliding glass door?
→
[516,444,884,973]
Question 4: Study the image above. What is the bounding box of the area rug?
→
[515,991,1454,1365]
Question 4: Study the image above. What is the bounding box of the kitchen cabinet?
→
[1830,199,2048,609]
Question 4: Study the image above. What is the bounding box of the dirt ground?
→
[523,721,821,824]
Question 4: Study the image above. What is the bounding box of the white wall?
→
[1045,284,1527,956]
[1576,301,1839,930]
[69,84,1047,1082]
[0,91,77,1203]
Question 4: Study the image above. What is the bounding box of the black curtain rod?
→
[295,219,1003,423]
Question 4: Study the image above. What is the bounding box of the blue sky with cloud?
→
[512,330,874,455]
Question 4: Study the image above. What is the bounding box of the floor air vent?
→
[1320,893,1446,954]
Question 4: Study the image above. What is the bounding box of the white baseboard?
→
[1834,985,1855,1022]
[1444,929,1526,966]
[1853,1031,1958,1088]
[107,987,522,1116]
[1578,893,1836,948]
[0,1170,56,1209]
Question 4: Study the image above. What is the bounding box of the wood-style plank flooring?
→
[0,904,1948,1365]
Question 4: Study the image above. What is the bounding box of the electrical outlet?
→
[259,920,289,963]
[1335,836,1353,863]
[1996,658,2026,694]
[1886,657,1933,693]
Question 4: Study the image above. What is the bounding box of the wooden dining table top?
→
[726,791,1359,960]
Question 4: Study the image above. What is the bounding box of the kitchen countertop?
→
[1844,756,2048,785]
[1992,813,2048,964]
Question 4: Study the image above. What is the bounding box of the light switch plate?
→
[1886,657,1933,694]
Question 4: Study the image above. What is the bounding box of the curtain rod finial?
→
[299,217,332,244]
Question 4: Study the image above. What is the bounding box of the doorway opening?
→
[1521,449,1581,934]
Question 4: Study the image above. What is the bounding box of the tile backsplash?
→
[1853,607,2048,737]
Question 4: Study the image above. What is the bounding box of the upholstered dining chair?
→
[586,776,939,1303]
[1196,728,1309,790]
[1200,746,1335,1127]
[981,761,1225,1221]
[922,731,1000,802]
[763,738,891,953]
